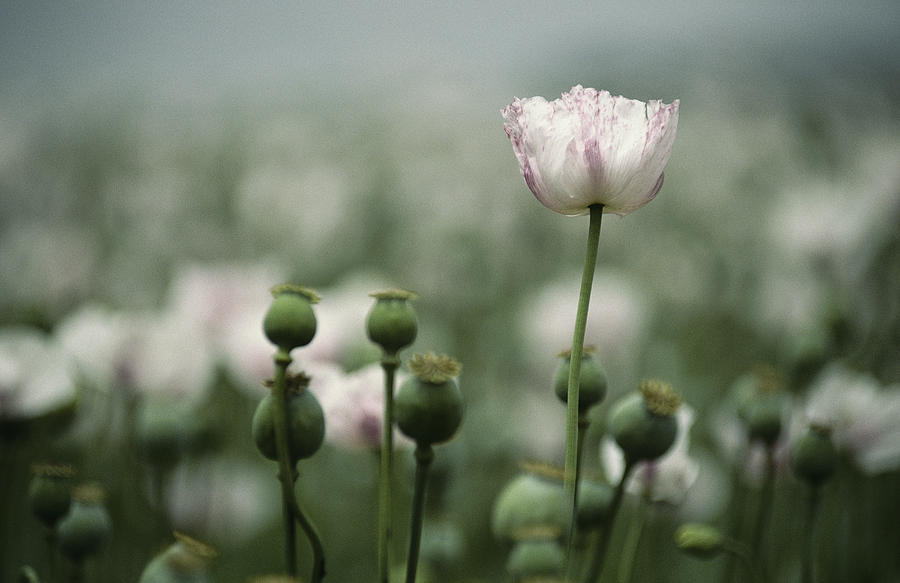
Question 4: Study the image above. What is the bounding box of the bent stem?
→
[581,458,635,583]
[378,355,399,583]
[565,204,604,542]
[272,349,326,583]
[405,444,434,583]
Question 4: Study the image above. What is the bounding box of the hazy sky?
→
[2,0,898,105]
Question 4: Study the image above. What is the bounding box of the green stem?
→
[802,485,822,583]
[722,538,765,583]
[749,445,775,580]
[405,444,434,583]
[289,486,326,583]
[272,349,299,577]
[581,458,634,583]
[378,356,399,583]
[565,204,604,535]
[574,414,591,515]
[616,497,647,583]
[722,462,747,583]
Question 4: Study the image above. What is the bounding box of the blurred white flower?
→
[55,304,136,391]
[519,269,651,380]
[804,363,900,474]
[164,261,286,390]
[312,362,410,450]
[601,405,699,505]
[0,327,76,421]
[502,85,679,216]
[166,457,279,545]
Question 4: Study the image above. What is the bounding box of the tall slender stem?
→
[378,356,399,583]
[405,444,434,583]
[581,459,634,583]
[289,485,326,583]
[272,349,299,577]
[565,204,604,530]
[802,485,822,583]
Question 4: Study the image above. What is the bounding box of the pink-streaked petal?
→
[502,85,679,216]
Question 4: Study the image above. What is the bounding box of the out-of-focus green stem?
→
[616,497,647,583]
[581,458,634,583]
[749,445,775,581]
[722,537,765,583]
[565,204,604,542]
[802,485,822,583]
[405,444,434,583]
[378,355,399,583]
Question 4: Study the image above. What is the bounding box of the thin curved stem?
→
[378,355,399,583]
[565,204,604,543]
[272,350,326,583]
[581,458,635,583]
[405,444,434,583]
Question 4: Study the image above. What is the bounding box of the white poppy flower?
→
[502,85,679,216]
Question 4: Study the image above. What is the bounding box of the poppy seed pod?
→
[674,523,726,560]
[553,348,607,411]
[138,532,216,583]
[28,463,74,528]
[262,284,319,351]
[609,380,681,464]
[395,353,463,445]
[252,374,325,463]
[491,471,569,541]
[575,478,615,529]
[745,394,785,446]
[366,289,418,355]
[506,538,566,578]
[791,424,837,485]
[57,484,111,562]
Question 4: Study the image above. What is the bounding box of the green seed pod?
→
[674,523,725,560]
[138,532,216,583]
[262,284,319,351]
[609,380,681,464]
[506,538,566,578]
[491,470,569,541]
[28,463,74,528]
[252,375,325,463]
[791,424,837,485]
[135,400,192,467]
[366,289,418,355]
[575,478,615,529]
[395,353,463,445]
[57,484,111,562]
[553,348,607,411]
[745,394,785,446]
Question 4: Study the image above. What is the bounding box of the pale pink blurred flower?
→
[601,406,699,506]
[166,457,279,545]
[55,304,136,391]
[311,362,410,450]
[0,327,76,420]
[804,363,900,474]
[502,85,679,216]
[519,269,651,378]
